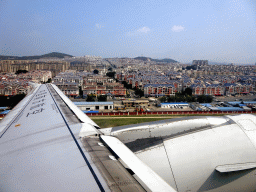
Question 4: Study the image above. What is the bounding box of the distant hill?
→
[0,52,73,60]
[154,58,178,63]
[134,56,151,61]
[40,52,73,58]
[134,56,178,63]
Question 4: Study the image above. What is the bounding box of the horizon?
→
[1,0,256,64]
[1,51,255,65]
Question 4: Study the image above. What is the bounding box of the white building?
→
[160,102,189,109]
[74,102,114,111]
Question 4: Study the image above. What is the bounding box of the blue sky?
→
[0,0,256,64]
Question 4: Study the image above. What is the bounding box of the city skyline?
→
[1,0,256,64]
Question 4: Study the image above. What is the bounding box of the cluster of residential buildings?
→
[0,57,255,100]
[0,71,51,95]
[67,56,110,72]
[52,70,126,97]
[0,60,69,76]
[83,75,126,97]
[112,59,255,97]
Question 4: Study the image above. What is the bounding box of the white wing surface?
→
[4,83,255,191]
[0,84,149,192]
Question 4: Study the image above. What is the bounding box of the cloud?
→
[127,26,151,36]
[137,26,150,33]
[95,23,103,29]
[171,25,185,32]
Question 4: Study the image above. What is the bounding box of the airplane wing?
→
[0,84,176,192]
[2,83,256,192]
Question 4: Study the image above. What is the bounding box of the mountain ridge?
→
[134,56,178,63]
[0,52,73,60]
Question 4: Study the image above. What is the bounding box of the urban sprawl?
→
[0,55,255,113]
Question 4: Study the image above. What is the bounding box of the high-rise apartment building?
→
[192,60,208,66]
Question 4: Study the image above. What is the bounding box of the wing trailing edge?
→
[216,162,256,173]
[101,135,176,192]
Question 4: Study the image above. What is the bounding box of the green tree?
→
[197,95,205,103]
[134,88,144,98]
[186,95,196,102]
[98,95,107,101]
[175,95,185,102]
[10,94,26,109]
[42,78,52,84]
[15,70,28,74]
[159,96,167,103]
[205,95,213,103]
[86,94,95,101]
[106,72,116,78]
[93,69,99,74]
[167,96,175,102]
[184,88,192,96]
[197,95,212,103]
[122,81,132,89]
[0,94,26,108]
[79,86,83,97]
[46,78,52,83]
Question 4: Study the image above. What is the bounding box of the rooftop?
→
[73,102,114,105]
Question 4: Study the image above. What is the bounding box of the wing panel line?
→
[46,84,105,192]
[0,85,41,138]
[163,140,178,191]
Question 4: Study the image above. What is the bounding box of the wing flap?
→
[101,135,177,192]
[81,137,146,192]
[216,162,256,173]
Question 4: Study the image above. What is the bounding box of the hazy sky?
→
[0,0,256,64]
